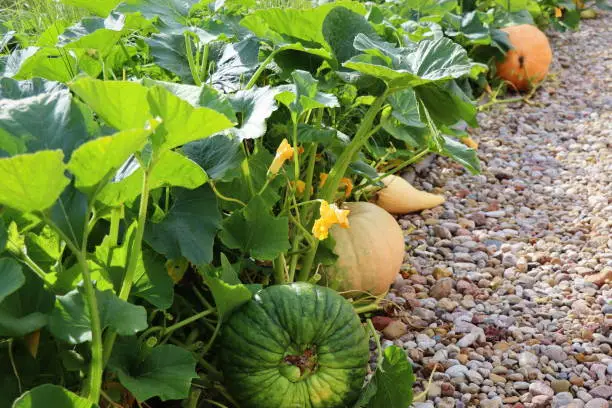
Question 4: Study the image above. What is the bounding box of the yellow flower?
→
[312,201,350,240]
[268,139,295,175]
[554,7,563,17]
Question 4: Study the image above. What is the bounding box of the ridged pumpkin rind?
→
[323,202,405,296]
[220,283,369,408]
[496,24,552,91]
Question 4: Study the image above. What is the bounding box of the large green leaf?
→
[48,285,148,344]
[0,218,6,253]
[0,78,64,99]
[322,6,379,64]
[146,85,235,150]
[93,223,174,309]
[276,70,339,119]
[356,345,415,408]
[141,79,236,121]
[146,33,194,84]
[439,135,480,174]
[0,269,54,337]
[0,258,24,304]
[145,185,221,265]
[70,78,151,130]
[0,151,69,213]
[209,37,260,93]
[109,338,197,402]
[68,123,158,193]
[345,35,486,91]
[95,149,208,206]
[48,185,88,249]
[118,0,200,29]
[24,226,63,273]
[200,254,257,320]
[2,47,78,83]
[12,384,96,408]
[182,134,243,181]
[219,194,290,260]
[241,2,367,49]
[57,13,129,56]
[415,81,477,127]
[229,86,280,140]
[0,80,97,157]
[61,0,122,17]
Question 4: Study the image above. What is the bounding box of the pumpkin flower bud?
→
[312,200,350,240]
[268,139,295,175]
[319,173,353,198]
[293,180,306,194]
[340,177,353,198]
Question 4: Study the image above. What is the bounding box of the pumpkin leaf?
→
[345,35,486,91]
[70,78,151,131]
[0,258,25,304]
[182,134,243,181]
[117,0,200,30]
[275,70,339,120]
[109,337,197,402]
[200,254,258,320]
[0,79,97,157]
[240,2,367,49]
[48,185,88,248]
[356,345,415,408]
[146,33,194,84]
[141,79,236,121]
[438,135,481,174]
[68,123,158,193]
[146,85,235,150]
[48,285,148,344]
[144,185,221,265]
[0,151,69,213]
[322,6,379,64]
[93,223,174,310]
[209,37,260,93]
[219,194,290,261]
[229,86,281,140]
[12,384,96,408]
[0,268,55,337]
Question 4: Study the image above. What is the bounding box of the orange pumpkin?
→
[496,25,552,91]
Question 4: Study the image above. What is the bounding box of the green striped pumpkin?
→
[220,283,369,408]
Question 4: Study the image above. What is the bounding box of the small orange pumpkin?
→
[496,25,552,91]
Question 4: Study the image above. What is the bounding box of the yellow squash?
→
[373,175,445,214]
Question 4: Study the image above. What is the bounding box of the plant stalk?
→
[297,93,387,280]
[102,168,151,365]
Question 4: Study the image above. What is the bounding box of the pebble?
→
[384,17,612,407]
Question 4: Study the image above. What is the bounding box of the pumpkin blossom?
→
[554,7,562,17]
[312,200,350,240]
[268,138,295,175]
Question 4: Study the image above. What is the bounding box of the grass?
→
[0,0,84,42]
[255,0,313,9]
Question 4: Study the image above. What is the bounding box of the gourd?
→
[220,283,369,408]
[373,175,445,214]
[323,202,405,296]
[496,24,552,91]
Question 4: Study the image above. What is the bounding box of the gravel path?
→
[374,13,612,408]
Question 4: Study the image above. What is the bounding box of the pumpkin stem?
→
[518,55,525,68]
[283,347,318,376]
